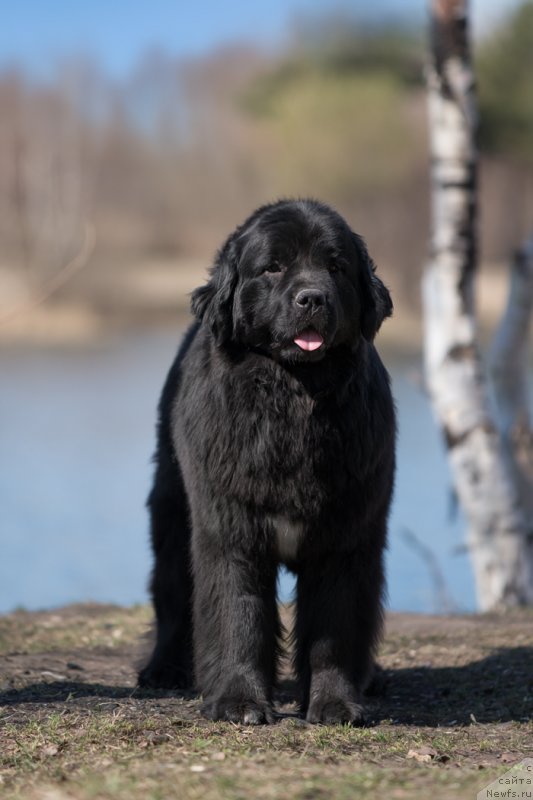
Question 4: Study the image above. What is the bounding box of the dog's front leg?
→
[191,516,279,724]
[295,543,385,725]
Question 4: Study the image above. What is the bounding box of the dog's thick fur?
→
[138,199,396,725]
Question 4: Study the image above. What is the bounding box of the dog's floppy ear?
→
[191,235,239,344]
[354,234,393,341]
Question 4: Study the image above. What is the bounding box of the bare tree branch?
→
[0,221,95,327]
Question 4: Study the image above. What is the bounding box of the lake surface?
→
[0,330,476,615]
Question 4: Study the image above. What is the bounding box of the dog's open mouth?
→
[294,329,324,352]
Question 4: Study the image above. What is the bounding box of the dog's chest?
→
[231,375,349,512]
[268,514,304,562]
[183,356,354,512]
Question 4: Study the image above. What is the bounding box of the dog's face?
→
[192,199,392,362]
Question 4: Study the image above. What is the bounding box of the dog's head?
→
[191,199,392,362]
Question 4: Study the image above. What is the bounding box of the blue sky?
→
[0,0,523,79]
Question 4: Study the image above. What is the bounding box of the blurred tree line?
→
[0,1,531,313]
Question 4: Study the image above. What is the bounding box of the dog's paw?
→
[306,695,366,726]
[201,696,274,725]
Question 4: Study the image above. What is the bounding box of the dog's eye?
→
[263,262,282,275]
[328,261,345,275]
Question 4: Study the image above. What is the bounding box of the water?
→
[0,330,475,615]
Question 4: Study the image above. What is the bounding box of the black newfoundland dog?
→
[139,199,396,725]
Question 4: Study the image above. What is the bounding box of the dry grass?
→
[1,604,532,799]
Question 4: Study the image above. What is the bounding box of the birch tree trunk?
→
[490,232,533,445]
[423,0,533,609]
[489,233,533,520]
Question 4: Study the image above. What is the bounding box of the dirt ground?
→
[0,603,532,799]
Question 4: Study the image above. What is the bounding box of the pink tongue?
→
[294,330,324,351]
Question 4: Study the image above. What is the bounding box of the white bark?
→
[424,0,533,609]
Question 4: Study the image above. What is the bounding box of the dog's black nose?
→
[295,289,326,310]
